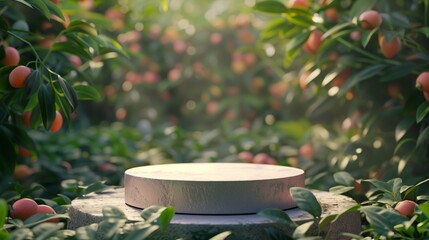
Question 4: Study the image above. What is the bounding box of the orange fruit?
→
[359,10,382,30]
[332,68,351,87]
[387,83,401,99]
[18,146,31,157]
[416,72,429,92]
[288,0,308,8]
[378,34,401,58]
[37,205,59,222]
[9,65,31,88]
[325,8,338,22]
[50,111,63,132]
[13,164,33,181]
[299,144,314,159]
[350,31,362,41]
[22,111,32,128]
[416,72,429,101]
[2,46,20,66]
[299,71,311,89]
[238,151,254,163]
[395,200,417,216]
[303,30,323,55]
[253,153,270,164]
[10,198,38,220]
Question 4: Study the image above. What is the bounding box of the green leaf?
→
[209,231,232,240]
[32,222,64,240]
[76,224,98,240]
[331,204,361,223]
[416,27,429,38]
[24,70,42,100]
[285,32,310,52]
[141,206,167,224]
[97,219,126,239]
[339,64,386,95]
[403,178,429,200]
[57,76,78,111]
[390,12,411,28]
[349,0,377,18]
[318,214,336,232]
[158,206,174,230]
[416,102,429,123]
[253,1,289,13]
[8,228,32,239]
[0,199,7,228]
[102,206,127,219]
[395,117,415,141]
[417,126,429,147]
[360,206,407,235]
[124,225,159,240]
[42,0,64,20]
[361,28,378,48]
[23,213,69,228]
[52,42,92,60]
[292,221,314,239]
[83,181,110,196]
[22,0,51,19]
[38,84,56,130]
[363,179,392,193]
[74,84,102,101]
[322,22,354,40]
[394,138,415,155]
[419,202,429,219]
[333,171,355,186]
[258,208,297,229]
[329,185,355,194]
[285,13,313,28]
[380,62,419,82]
[66,20,98,37]
[96,35,127,56]
[290,187,321,218]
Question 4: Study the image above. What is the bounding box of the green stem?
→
[337,37,401,66]
[316,24,401,66]
[5,30,60,79]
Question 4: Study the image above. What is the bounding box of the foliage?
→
[1,195,174,240]
[259,176,429,239]
[0,0,125,176]
[254,0,429,184]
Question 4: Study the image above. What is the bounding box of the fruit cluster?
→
[9,198,58,222]
[238,151,278,164]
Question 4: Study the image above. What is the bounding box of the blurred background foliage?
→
[1,0,428,197]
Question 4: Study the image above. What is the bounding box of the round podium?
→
[124,163,305,214]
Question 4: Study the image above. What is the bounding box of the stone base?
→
[68,188,361,239]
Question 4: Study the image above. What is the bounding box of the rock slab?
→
[68,188,361,239]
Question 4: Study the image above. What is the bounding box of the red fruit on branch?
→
[378,34,401,58]
[395,200,417,216]
[359,10,382,30]
[416,72,429,101]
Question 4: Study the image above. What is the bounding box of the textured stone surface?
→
[68,188,361,239]
[124,163,305,214]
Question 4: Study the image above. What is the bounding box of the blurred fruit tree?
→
[253,0,429,185]
[0,0,125,176]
